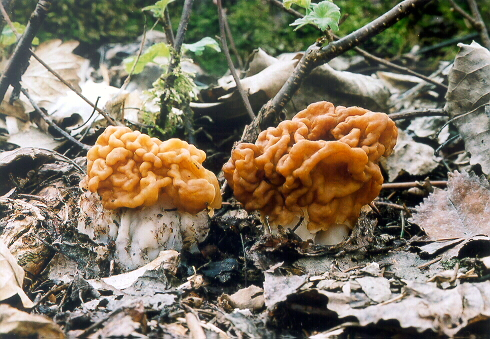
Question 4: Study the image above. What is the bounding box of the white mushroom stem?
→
[268,214,352,245]
[116,203,210,270]
[314,223,351,245]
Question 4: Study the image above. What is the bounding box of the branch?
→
[174,0,194,54]
[241,0,433,143]
[0,0,52,103]
[0,0,117,126]
[222,9,243,69]
[268,0,446,90]
[388,108,447,120]
[21,88,91,151]
[157,0,195,138]
[217,0,254,121]
[449,0,489,49]
[163,8,175,47]
[466,0,490,49]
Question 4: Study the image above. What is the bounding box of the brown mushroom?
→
[223,101,397,244]
[80,126,221,269]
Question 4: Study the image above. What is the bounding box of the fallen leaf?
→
[444,42,490,174]
[355,276,391,303]
[380,130,441,181]
[264,263,308,309]
[22,40,87,111]
[0,304,64,338]
[0,241,34,308]
[220,285,265,312]
[411,171,490,239]
[320,280,490,337]
[99,250,180,290]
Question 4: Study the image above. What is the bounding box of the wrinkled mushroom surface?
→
[223,101,397,243]
[86,126,221,213]
[80,126,221,270]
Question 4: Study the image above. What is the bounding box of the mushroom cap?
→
[85,126,221,213]
[223,101,397,232]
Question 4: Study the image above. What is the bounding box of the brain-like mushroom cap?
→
[85,126,221,213]
[223,101,398,232]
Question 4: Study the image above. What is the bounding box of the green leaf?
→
[283,0,311,9]
[0,22,39,47]
[142,0,175,18]
[124,42,171,74]
[182,37,221,56]
[290,1,341,31]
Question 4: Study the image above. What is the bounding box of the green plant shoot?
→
[289,1,341,32]
[142,0,175,18]
[124,42,171,74]
[283,0,311,9]
[182,37,221,56]
[0,22,39,47]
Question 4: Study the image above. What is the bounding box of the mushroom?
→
[79,126,221,269]
[223,101,397,245]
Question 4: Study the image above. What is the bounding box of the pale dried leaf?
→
[98,250,180,290]
[444,42,490,174]
[22,39,87,111]
[245,48,278,76]
[0,304,64,338]
[264,264,308,309]
[7,126,64,150]
[222,58,299,98]
[356,277,391,303]
[0,242,34,308]
[380,130,440,181]
[222,285,265,312]
[320,280,490,337]
[411,171,490,239]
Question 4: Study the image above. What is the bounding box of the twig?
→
[374,201,415,212]
[0,1,117,126]
[217,0,254,121]
[417,256,442,269]
[378,292,408,306]
[222,9,243,69]
[351,47,447,90]
[382,181,447,189]
[0,1,17,36]
[388,108,447,120]
[174,0,194,54]
[34,283,69,307]
[121,21,147,91]
[467,0,490,49]
[157,0,195,135]
[449,0,490,49]
[21,88,91,151]
[163,8,175,47]
[400,210,406,238]
[242,0,434,143]
[268,0,446,90]
[0,0,52,103]
[448,0,477,25]
[29,52,117,125]
[183,305,206,339]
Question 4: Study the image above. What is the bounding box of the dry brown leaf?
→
[411,171,490,239]
[320,280,490,337]
[380,130,440,181]
[0,242,34,308]
[0,304,64,338]
[22,39,86,111]
[264,263,308,309]
[444,42,490,174]
[220,285,265,312]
